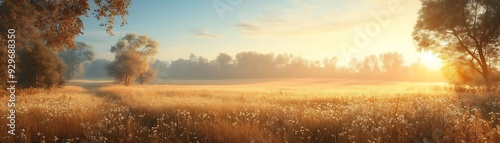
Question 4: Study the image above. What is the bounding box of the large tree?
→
[413,0,500,85]
[59,42,94,80]
[18,41,66,88]
[0,0,130,88]
[0,0,130,50]
[107,33,159,86]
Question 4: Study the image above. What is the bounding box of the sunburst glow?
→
[420,52,443,70]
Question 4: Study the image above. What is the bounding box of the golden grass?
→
[60,85,88,93]
[1,79,499,142]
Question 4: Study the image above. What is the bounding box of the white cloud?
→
[192,29,222,39]
[235,0,418,37]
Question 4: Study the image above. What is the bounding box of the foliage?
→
[59,42,94,80]
[136,68,157,84]
[413,0,500,85]
[0,0,130,88]
[17,41,66,88]
[165,51,443,81]
[108,33,159,86]
[85,59,112,78]
[0,0,130,49]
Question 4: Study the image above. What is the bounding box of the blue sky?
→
[75,0,442,69]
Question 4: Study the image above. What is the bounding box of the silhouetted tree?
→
[323,57,338,71]
[275,54,291,68]
[379,52,404,75]
[152,59,170,79]
[286,56,308,77]
[235,52,276,78]
[361,55,381,76]
[413,0,500,85]
[85,59,112,78]
[167,59,193,79]
[162,51,443,81]
[108,33,159,86]
[349,58,361,73]
[59,42,94,80]
[216,53,232,69]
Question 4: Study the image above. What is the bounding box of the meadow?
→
[1,79,499,142]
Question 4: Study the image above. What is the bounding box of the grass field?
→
[1,79,499,142]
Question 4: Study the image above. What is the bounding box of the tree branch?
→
[460,0,481,48]
[469,58,483,74]
[472,1,479,37]
[451,28,481,63]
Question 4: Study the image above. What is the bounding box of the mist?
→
[80,51,444,82]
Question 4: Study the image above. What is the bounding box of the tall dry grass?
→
[1,82,499,142]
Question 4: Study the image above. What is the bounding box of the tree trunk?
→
[480,64,492,92]
[483,71,490,85]
[125,75,130,86]
[140,73,144,85]
[127,76,131,86]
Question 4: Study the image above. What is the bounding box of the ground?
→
[1,78,499,142]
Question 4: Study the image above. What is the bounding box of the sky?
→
[75,0,443,70]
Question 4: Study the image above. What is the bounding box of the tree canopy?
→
[413,0,500,85]
[0,0,130,50]
[18,41,66,88]
[0,0,131,88]
[59,42,95,80]
[107,33,159,86]
[164,51,443,81]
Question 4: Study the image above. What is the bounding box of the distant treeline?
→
[77,51,443,81]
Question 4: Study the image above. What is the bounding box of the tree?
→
[85,59,112,78]
[348,58,361,73]
[215,53,233,77]
[108,33,159,86]
[136,68,157,84]
[215,53,232,70]
[0,0,130,88]
[379,52,404,74]
[59,42,94,80]
[18,41,66,88]
[152,59,170,79]
[361,55,381,74]
[323,57,338,70]
[413,0,500,85]
[0,0,130,50]
[234,52,276,77]
[275,54,291,68]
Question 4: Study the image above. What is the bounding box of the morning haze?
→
[0,0,499,142]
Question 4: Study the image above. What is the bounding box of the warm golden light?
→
[420,52,442,70]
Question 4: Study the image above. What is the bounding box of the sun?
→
[419,52,443,70]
